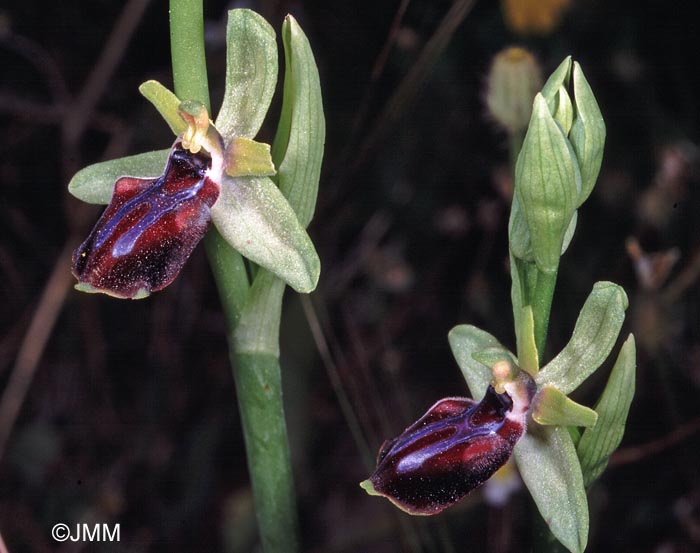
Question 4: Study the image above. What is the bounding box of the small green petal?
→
[532,386,598,428]
[225,137,276,177]
[138,80,187,135]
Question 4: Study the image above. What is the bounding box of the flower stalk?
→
[167,2,323,551]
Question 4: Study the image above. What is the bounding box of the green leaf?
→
[139,80,187,135]
[514,424,588,553]
[537,282,628,394]
[577,334,636,488]
[210,175,320,293]
[225,137,276,177]
[541,56,572,106]
[570,62,606,205]
[448,325,507,399]
[532,386,598,428]
[515,93,580,273]
[215,9,278,140]
[271,15,325,228]
[517,305,539,377]
[68,149,168,204]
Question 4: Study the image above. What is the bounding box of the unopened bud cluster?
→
[509,57,606,273]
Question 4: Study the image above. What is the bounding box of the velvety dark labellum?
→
[72,142,219,299]
[367,385,525,515]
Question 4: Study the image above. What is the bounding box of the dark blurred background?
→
[1,0,699,551]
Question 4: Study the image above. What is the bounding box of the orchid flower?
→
[361,365,533,515]
[68,16,321,300]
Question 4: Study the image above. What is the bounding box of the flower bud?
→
[486,47,542,134]
[509,58,606,271]
[361,378,532,515]
[514,92,580,273]
[72,141,219,299]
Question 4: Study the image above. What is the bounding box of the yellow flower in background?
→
[501,0,572,35]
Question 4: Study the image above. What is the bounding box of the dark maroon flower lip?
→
[72,141,219,299]
[362,381,530,515]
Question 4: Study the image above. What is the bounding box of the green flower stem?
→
[531,268,558,364]
[233,271,299,553]
[232,352,298,552]
[169,0,210,112]
[170,1,300,550]
[204,231,249,327]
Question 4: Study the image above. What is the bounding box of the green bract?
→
[67,10,324,295]
[516,305,539,377]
